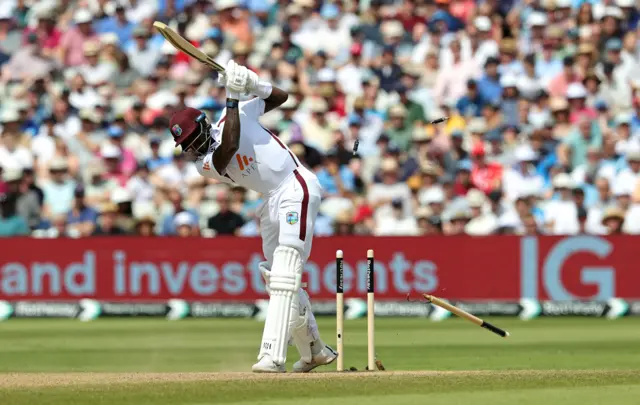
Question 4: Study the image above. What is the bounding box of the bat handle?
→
[481,321,509,338]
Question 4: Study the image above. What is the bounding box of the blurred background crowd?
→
[1,0,640,238]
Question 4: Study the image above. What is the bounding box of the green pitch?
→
[1,317,640,405]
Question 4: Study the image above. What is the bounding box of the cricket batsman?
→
[168,60,337,373]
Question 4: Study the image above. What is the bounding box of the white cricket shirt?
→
[195,98,300,194]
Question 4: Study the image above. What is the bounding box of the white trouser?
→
[257,167,322,365]
[260,166,321,264]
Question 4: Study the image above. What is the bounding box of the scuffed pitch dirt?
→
[0,370,626,389]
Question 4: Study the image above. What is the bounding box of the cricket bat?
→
[423,294,510,338]
[153,21,225,72]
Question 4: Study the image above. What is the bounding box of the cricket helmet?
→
[169,107,212,154]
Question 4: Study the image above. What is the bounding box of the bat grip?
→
[481,321,508,338]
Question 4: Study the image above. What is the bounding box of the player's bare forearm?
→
[212,102,241,174]
[264,86,288,113]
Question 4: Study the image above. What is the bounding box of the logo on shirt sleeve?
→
[203,160,211,171]
[286,211,299,225]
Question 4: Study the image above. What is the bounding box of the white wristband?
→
[253,80,273,99]
[226,88,240,100]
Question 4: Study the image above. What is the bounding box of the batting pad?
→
[289,289,317,363]
[259,261,271,295]
[259,246,302,365]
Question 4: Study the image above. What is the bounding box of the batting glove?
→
[224,59,249,96]
[216,71,239,100]
[244,69,259,94]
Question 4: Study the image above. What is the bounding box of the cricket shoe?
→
[292,344,338,373]
[252,355,286,373]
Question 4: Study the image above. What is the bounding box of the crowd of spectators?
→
[1,0,640,237]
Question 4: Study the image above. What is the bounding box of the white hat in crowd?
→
[527,12,548,27]
[552,173,574,189]
[73,9,93,24]
[466,189,486,208]
[111,188,133,204]
[49,157,69,171]
[421,188,445,205]
[101,143,122,159]
[174,212,196,227]
[566,83,588,99]
[474,16,491,32]
[0,109,20,123]
[2,168,22,183]
[515,145,538,162]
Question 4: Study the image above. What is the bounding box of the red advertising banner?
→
[0,235,638,301]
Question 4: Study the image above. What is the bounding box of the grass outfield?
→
[1,317,639,404]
